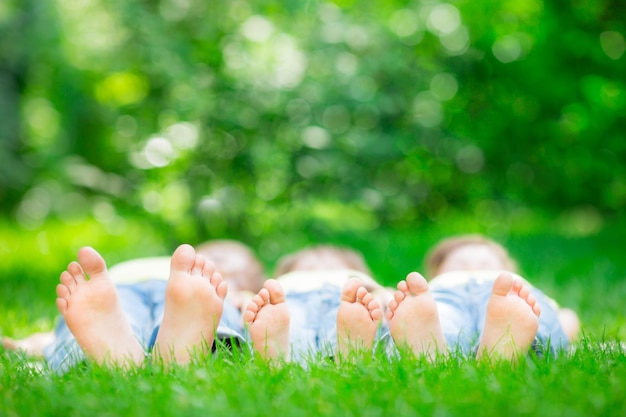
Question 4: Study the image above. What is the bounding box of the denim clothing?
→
[430,270,569,356]
[44,280,245,373]
[383,270,569,358]
[277,269,389,364]
[284,283,342,363]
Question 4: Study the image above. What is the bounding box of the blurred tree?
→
[0,0,624,244]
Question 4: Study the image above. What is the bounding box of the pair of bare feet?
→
[387,271,541,360]
[56,245,541,368]
[243,277,384,362]
[56,244,227,367]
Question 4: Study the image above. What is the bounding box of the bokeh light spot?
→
[430,73,458,101]
[241,15,274,43]
[456,145,484,173]
[302,126,331,149]
[440,26,470,55]
[94,72,149,107]
[427,4,461,35]
[143,137,175,168]
[413,92,443,127]
[390,9,421,38]
[23,98,60,147]
[492,35,522,63]
[600,31,625,60]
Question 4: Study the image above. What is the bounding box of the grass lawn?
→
[1,216,625,416]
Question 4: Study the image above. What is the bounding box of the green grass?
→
[2,344,626,416]
[1,216,626,416]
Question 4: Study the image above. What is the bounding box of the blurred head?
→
[425,234,518,279]
[274,244,372,277]
[195,239,265,293]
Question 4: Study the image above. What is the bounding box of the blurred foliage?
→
[0,0,624,246]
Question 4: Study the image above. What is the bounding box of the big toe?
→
[341,278,362,302]
[77,247,108,279]
[405,272,430,296]
[491,272,515,297]
[170,244,196,273]
[264,279,286,304]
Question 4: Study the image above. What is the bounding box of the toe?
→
[56,282,70,299]
[170,244,196,273]
[341,278,361,303]
[77,247,108,279]
[356,287,371,305]
[191,255,207,276]
[394,290,406,304]
[517,284,530,300]
[492,272,515,296]
[60,270,77,290]
[55,297,68,315]
[265,279,286,304]
[210,270,224,288]
[371,306,383,322]
[533,304,541,317]
[216,280,228,300]
[67,262,86,284]
[405,272,429,295]
[202,260,216,278]
[243,309,256,325]
[368,298,380,312]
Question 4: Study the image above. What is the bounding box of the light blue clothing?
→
[44,280,245,373]
[284,283,342,362]
[430,271,569,356]
[383,270,569,358]
[276,270,388,364]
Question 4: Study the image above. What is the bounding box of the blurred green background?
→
[0,0,625,337]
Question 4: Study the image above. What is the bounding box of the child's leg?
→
[152,244,227,365]
[336,278,382,359]
[54,247,145,368]
[3,331,55,357]
[243,279,290,361]
[558,307,580,342]
[526,286,573,354]
[476,272,540,360]
[387,272,446,360]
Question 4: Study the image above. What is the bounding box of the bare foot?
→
[153,244,227,365]
[2,331,55,357]
[387,272,446,360]
[336,278,382,360]
[476,272,540,361]
[243,279,290,361]
[55,247,145,367]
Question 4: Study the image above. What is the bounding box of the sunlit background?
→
[0,0,624,263]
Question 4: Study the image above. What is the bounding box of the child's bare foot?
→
[387,272,446,360]
[476,272,540,360]
[2,331,55,357]
[55,247,145,367]
[153,244,227,365]
[336,278,382,359]
[243,279,290,361]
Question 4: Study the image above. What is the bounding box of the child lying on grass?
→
[385,234,580,360]
[5,240,265,371]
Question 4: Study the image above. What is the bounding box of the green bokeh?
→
[0,0,624,245]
